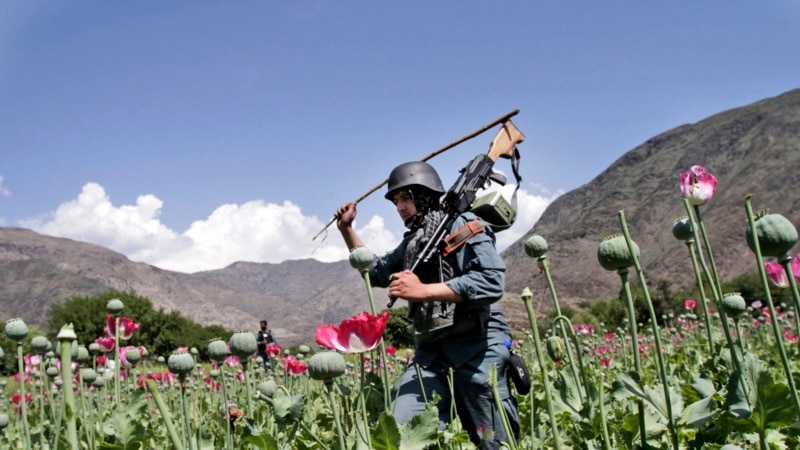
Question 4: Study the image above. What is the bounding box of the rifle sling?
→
[443,219,486,257]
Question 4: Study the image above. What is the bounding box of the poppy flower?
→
[316,311,390,353]
[105,315,140,341]
[266,343,281,357]
[765,261,790,287]
[684,299,697,310]
[679,165,717,206]
[95,336,115,352]
[282,355,308,376]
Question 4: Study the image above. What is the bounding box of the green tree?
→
[383,306,413,349]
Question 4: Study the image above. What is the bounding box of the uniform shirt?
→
[368,212,512,367]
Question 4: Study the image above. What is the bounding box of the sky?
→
[1,1,799,274]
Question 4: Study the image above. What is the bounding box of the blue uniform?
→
[368,212,520,450]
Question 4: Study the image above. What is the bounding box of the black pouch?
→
[507,352,531,395]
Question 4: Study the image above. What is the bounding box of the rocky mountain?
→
[2,88,799,346]
[503,88,800,314]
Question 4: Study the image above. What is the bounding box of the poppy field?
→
[2,164,800,450]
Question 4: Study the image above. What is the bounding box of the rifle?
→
[387,120,525,320]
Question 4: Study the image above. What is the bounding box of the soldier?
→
[335,161,519,450]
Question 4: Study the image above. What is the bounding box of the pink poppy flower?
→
[679,165,717,206]
[684,299,697,310]
[765,261,790,288]
[95,336,116,352]
[105,315,140,341]
[385,345,397,357]
[266,343,281,357]
[316,311,390,353]
[282,355,308,376]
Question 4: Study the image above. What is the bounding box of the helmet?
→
[384,162,446,201]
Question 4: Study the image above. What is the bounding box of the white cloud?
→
[20,182,401,273]
[0,176,10,198]
[19,180,558,274]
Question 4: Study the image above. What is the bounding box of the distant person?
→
[256,320,276,372]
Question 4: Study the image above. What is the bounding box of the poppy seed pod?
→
[167,351,195,376]
[5,318,29,342]
[31,335,50,354]
[523,234,548,258]
[545,336,565,363]
[229,331,258,359]
[308,351,347,381]
[597,235,639,271]
[349,246,374,270]
[76,345,90,364]
[81,368,98,384]
[257,379,279,399]
[0,413,8,430]
[298,344,312,355]
[125,347,141,364]
[721,293,747,319]
[207,339,229,363]
[746,212,798,258]
[106,299,124,316]
[672,217,693,241]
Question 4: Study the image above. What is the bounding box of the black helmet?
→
[384,162,446,201]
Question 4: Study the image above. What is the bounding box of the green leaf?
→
[400,407,440,450]
[369,412,402,450]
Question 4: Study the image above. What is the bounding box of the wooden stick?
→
[311,109,520,241]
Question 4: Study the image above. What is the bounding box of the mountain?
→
[502,88,800,314]
[2,88,799,345]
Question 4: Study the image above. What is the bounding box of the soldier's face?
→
[391,190,417,227]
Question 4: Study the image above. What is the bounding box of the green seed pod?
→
[5,318,29,341]
[0,413,8,429]
[746,212,798,258]
[597,235,639,271]
[207,339,229,363]
[308,351,347,381]
[76,346,90,364]
[545,336,565,363]
[81,368,98,384]
[88,342,101,355]
[106,299,124,315]
[524,234,548,258]
[229,331,258,359]
[93,377,106,389]
[719,445,745,450]
[31,335,50,354]
[125,347,141,364]
[298,344,311,354]
[672,217,693,241]
[257,379,279,399]
[721,293,747,318]
[46,365,59,378]
[0,346,4,359]
[349,246,374,270]
[167,351,195,376]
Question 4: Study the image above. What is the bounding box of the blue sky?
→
[1,1,799,273]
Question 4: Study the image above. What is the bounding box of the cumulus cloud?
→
[0,176,10,198]
[19,181,557,273]
[20,182,400,273]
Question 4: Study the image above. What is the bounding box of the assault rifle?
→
[387,120,525,320]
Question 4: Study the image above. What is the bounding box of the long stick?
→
[311,109,520,240]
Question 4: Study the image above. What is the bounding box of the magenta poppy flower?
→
[282,355,308,376]
[105,315,140,341]
[316,311,390,353]
[765,261,790,288]
[684,299,697,310]
[95,336,116,352]
[266,343,281,357]
[679,165,717,206]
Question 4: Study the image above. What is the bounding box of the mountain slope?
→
[502,88,800,313]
